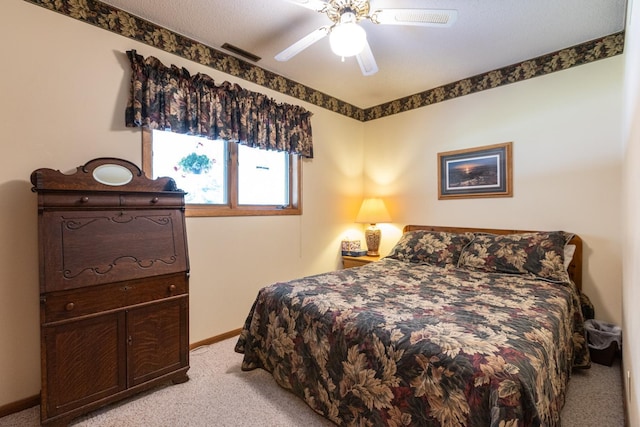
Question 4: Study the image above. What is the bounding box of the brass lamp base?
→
[364,224,381,256]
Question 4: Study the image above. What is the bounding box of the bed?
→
[235,225,590,426]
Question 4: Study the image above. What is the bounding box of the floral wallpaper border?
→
[24,0,625,122]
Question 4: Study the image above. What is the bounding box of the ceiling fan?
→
[275,0,458,76]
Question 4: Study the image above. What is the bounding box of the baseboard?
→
[621,356,630,427]
[0,328,243,419]
[0,394,39,418]
[190,327,242,350]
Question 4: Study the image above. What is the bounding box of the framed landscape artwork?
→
[438,142,513,199]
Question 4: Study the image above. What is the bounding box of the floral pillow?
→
[457,231,574,283]
[386,230,474,267]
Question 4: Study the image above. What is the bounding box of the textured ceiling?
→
[98,0,627,108]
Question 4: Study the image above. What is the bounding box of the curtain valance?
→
[125,50,313,158]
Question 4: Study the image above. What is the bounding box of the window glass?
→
[151,131,226,204]
[144,129,301,217]
[238,144,289,205]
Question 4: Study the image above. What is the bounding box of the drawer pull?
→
[65,302,75,311]
[80,196,89,203]
[168,284,176,293]
[151,197,159,204]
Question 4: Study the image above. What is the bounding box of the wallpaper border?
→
[24,0,625,122]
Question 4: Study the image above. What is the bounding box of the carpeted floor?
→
[0,337,625,426]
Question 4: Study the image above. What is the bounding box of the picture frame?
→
[438,142,513,199]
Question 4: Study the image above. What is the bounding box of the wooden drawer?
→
[120,193,184,207]
[42,273,187,323]
[342,255,379,268]
[124,273,188,307]
[41,192,120,208]
[40,192,183,209]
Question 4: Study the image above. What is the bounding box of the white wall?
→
[364,57,624,327]
[0,0,364,407]
[622,0,640,424]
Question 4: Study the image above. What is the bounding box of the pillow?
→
[386,230,474,267]
[457,231,574,283]
[564,244,576,271]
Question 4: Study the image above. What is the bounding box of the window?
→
[142,129,301,217]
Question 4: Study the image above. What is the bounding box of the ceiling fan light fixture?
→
[280,1,458,76]
[329,12,366,58]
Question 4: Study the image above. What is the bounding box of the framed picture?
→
[438,142,512,199]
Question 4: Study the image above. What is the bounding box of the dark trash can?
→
[584,319,622,366]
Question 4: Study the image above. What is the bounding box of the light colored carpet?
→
[0,337,625,426]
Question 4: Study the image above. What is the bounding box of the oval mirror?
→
[93,164,134,186]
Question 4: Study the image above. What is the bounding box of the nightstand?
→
[342,255,380,269]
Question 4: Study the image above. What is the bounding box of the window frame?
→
[142,129,302,217]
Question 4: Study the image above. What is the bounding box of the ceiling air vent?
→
[221,43,261,62]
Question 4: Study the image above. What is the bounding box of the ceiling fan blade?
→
[275,26,330,61]
[284,0,328,12]
[356,40,378,76]
[370,8,458,27]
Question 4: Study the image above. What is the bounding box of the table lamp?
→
[355,198,391,256]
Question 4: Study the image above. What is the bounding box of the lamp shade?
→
[355,198,391,224]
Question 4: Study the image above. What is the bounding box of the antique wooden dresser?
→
[31,158,190,426]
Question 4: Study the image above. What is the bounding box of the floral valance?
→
[125,50,313,158]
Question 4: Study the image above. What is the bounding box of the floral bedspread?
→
[235,258,589,427]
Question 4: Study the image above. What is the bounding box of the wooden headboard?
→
[403,225,583,291]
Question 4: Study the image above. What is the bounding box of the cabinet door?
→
[42,312,126,418]
[127,297,188,386]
